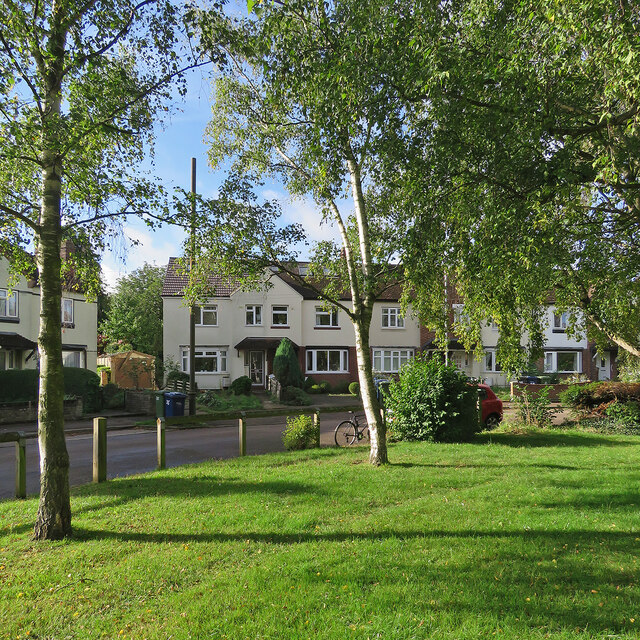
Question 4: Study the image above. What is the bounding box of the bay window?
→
[306,348,348,373]
[544,351,581,373]
[372,348,413,373]
[181,346,228,373]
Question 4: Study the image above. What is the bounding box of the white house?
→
[0,252,98,372]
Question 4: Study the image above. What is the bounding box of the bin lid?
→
[165,391,187,399]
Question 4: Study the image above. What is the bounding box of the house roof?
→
[0,332,37,350]
[161,257,242,297]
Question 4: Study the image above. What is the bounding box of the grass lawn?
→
[1,429,639,639]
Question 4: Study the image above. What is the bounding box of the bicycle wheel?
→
[334,420,358,446]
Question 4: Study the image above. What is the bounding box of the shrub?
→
[308,382,330,394]
[198,390,222,409]
[230,375,252,396]
[282,414,318,450]
[303,376,316,390]
[282,386,312,406]
[63,367,101,412]
[100,383,124,409]
[273,338,303,388]
[605,400,640,430]
[166,369,189,386]
[515,387,556,428]
[0,369,39,402]
[384,355,480,442]
[560,382,640,413]
[348,381,360,396]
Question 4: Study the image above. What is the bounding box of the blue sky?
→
[100,64,341,290]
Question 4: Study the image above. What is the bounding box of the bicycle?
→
[334,411,369,446]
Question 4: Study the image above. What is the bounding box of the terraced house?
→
[0,246,98,372]
[162,259,616,390]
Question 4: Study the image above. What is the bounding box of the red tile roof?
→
[161,257,241,297]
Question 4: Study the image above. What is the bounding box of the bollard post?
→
[239,412,246,456]
[157,417,166,469]
[92,417,107,483]
[313,408,321,448]
[15,435,26,499]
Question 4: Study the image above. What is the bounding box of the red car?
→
[478,383,503,429]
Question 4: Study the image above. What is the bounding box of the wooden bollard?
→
[92,417,107,483]
[313,409,320,448]
[15,436,26,499]
[239,412,246,456]
[157,417,166,469]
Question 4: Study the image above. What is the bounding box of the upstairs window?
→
[553,312,569,332]
[381,307,404,328]
[195,305,218,326]
[61,298,74,326]
[272,305,289,326]
[315,306,338,327]
[0,289,18,319]
[484,350,502,372]
[245,304,262,326]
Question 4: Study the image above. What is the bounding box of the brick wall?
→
[0,397,83,425]
[124,390,157,415]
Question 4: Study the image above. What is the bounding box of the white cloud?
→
[101,222,185,291]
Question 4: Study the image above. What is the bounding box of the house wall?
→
[0,257,97,371]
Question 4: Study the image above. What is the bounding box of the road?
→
[0,412,355,500]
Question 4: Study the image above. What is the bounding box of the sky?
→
[100,63,342,291]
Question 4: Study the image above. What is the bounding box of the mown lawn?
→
[1,429,639,639]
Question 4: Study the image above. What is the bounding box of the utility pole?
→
[188,158,197,416]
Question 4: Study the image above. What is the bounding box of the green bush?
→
[166,369,189,385]
[515,387,556,428]
[0,369,39,402]
[308,382,330,394]
[303,376,316,390]
[63,367,101,411]
[348,381,360,396]
[230,375,252,396]
[560,382,640,412]
[282,414,318,450]
[330,381,351,394]
[605,400,640,430]
[198,390,222,409]
[385,355,480,442]
[273,338,303,388]
[282,386,312,406]
[100,383,124,409]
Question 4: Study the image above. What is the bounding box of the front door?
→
[249,351,265,386]
[597,354,610,381]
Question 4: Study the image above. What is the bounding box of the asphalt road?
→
[0,412,356,501]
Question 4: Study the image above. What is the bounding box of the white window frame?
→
[181,346,228,374]
[315,306,338,327]
[553,311,569,331]
[381,307,404,329]
[61,298,74,325]
[245,304,262,326]
[483,349,502,372]
[544,350,581,374]
[0,349,18,370]
[305,348,348,373]
[62,350,85,368]
[195,305,218,326]
[372,348,414,373]
[0,289,18,318]
[271,305,289,326]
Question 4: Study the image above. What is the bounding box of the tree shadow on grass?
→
[475,431,638,448]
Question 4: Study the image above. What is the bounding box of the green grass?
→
[1,430,640,639]
[198,390,263,413]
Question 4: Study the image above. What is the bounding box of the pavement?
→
[0,392,363,438]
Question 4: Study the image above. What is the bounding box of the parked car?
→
[478,383,503,429]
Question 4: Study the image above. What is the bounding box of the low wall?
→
[124,390,157,416]
[0,397,83,425]
[510,382,591,402]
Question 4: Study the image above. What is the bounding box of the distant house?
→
[162,259,617,388]
[162,259,420,390]
[97,350,156,389]
[0,244,98,372]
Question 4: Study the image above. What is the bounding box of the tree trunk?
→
[33,15,72,539]
[353,315,388,465]
[33,152,72,540]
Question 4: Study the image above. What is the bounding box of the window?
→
[272,305,289,326]
[553,312,568,331]
[372,349,413,373]
[487,318,499,331]
[181,346,228,373]
[306,349,348,373]
[484,350,502,372]
[315,306,338,327]
[62,350,85,368]
[195,305,218,326]
[0,350,18,370]
[381,307,404,328]
[245,304,262,326]
[0,289,18,319]
[544,351,581,373]
[61,298,74,325]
